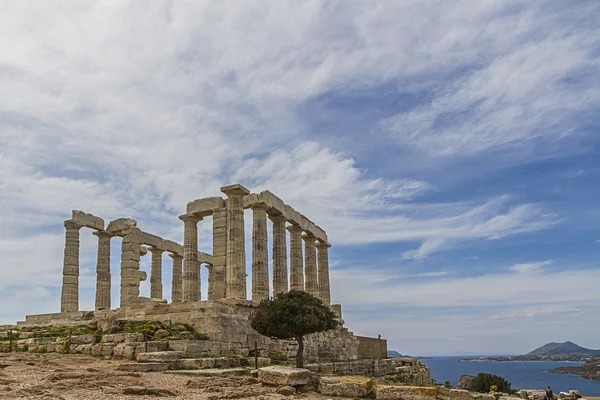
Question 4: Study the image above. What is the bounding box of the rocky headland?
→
[550,359,600,381]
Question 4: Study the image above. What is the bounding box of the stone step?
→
[166,368,248,377]
[117,362,169,372]
[136,351,184,363]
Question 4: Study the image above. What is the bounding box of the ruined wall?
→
[356,335,387,359]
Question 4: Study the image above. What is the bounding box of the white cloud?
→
[509,260,553,274]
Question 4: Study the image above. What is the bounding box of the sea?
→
[420,356,600,397]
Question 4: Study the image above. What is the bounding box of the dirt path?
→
[0,352,338,399]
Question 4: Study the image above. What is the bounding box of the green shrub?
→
[471,373,511,393]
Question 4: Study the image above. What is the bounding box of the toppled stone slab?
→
[167,368,247,377]
[177,357,243,370]
[318,376,374,397]
[136,351,184,363]
[122,386,177,396]
[118,362,169,372]
[258,366,313,387]
[376,385,438,400]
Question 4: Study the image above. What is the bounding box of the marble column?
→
[303,234,318,298]
[206,263,214,301]
[61,220,82,313]
[287,224,304,291]
[269,214,288,295]
[120,227,146,307]
[180,215,201,302]
[316,241,331,305]
[93,230,112,311]
[149,247,164,299]
[221,184,250,300]
[212,206,227,300]
[251,203,269,302]
[169,253,183,303]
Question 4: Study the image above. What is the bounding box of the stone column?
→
[93,230,112,311]
[303,234,318,298]
[212,206,227,300]
[120,227,146,307]
[206,264,214,301]
[269,214,288,295]
[149,247,164,299]
[316,241,331,305]
[60,220,82,313]
[251,203,269,302]
[180,215,201,302]
[287,225,304,291]
[169,253,183,303]
[221,184,250,300]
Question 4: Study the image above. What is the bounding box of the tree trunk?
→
[295,335,304,368]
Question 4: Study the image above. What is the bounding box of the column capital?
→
[221,183,250,197]
[302,233,317,243]
[268,213,287,222]
[168,252,183,260]
[250,202,269,211]
[179,214,202,223]
[286,224,303,233]
[64,220,82,230]
[148,246,165,254]
[316,241,332,249]
[92,230,113,238]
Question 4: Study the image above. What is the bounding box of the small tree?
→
[250,290,338,368]
[471,373,512,393]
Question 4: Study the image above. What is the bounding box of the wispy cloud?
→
[509,260,553,274]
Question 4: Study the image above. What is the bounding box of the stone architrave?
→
[149,247,164,299]
[269,214,288,295]
[316,241,331,305]
[180,215,201,302]
[251,203,269,302]
[120,227,146,307]
[221,184,250,300]
[169,253,183,303]
[60,220,82,313]
[211,206,227,300]
[286,224,304,291]
[302,233,318,298]
[93,230,112,311]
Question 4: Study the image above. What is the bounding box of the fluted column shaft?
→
[270,215,288,295]
[149,247,164,299]
[212,206,227,300]
[316,241,331,305]
[206,264,214,301]
[181,215,200,302]
[251,204,269,302]
[303,234,318,297]
[120,227,145,307]
[287,225,304,291]
[61,221,82,313]
[170,253,183,303]
[222,185,250,299]
[94,231,112,311]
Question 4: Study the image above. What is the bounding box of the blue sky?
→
[1,1,599,356]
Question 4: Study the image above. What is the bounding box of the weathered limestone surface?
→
[222,184,249,300]
[258,366,313,386]
[287,225,304,291]
[170,254,183,303]
[106,218,137,235]
[316,241,331,305]
[149,247,164,299]
[376,385,438,400]
[61,220,82,313]
[211,206,227,300]
[71,210,104,230]
[270,214,288,295]
[120,227,146,307]
[251,203,269,302]
[181,215,200,302]
[93,230,112,310]
[206,263,214,301]
[187,196,226,217]
[318,376,374,398]
[303,234,318,297]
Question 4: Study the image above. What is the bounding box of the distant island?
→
[550,359,600,380]
[458,341,600,363]
[387,350,432,359]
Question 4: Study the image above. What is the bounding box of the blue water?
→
[420,356,600,396]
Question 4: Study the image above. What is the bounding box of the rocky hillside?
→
[550,359,600,380]
[528,341,600,357]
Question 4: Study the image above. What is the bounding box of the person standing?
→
[546,386,554,400]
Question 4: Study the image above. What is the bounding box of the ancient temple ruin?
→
[20,184,385,363]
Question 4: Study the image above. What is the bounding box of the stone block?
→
[137,351,184,363]
[187,197,225,216]
[449,389,472,400]
[258,366,313,387]
[106,218,137,234]
[71,210,104,230]
[166,368,247,376]
[101,333,144,343]
[318,376,374,397]
[139,232,163,248]
[376,385,438,400]
[162,240,182,255]
[118,362,169,372]
[246,357,271,367]
[70,335,98,345]
[178,358,216,369]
